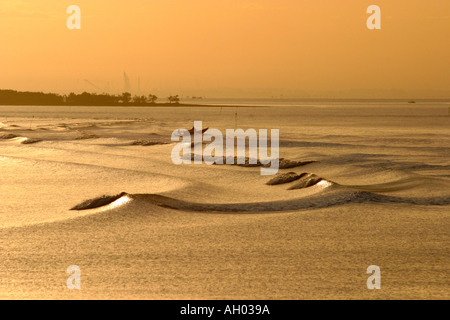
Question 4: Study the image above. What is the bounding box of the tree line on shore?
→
[0,90,180,106]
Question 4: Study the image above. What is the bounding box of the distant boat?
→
[174,127,209,138]
[188,127,209,135]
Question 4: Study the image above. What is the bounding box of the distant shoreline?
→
[1,89,449,107]
[1,100,449,108]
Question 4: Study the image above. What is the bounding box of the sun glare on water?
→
[72,194,133,214]
[104,195,132,210]
[317,180,333,188]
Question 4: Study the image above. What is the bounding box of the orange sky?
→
[0,0,449,98]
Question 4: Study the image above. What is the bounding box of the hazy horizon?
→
[1,0,449,98]
[1,88,450,101]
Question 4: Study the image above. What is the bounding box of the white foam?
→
[95,195,133,212]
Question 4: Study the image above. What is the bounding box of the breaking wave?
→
[71,186,449,213]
